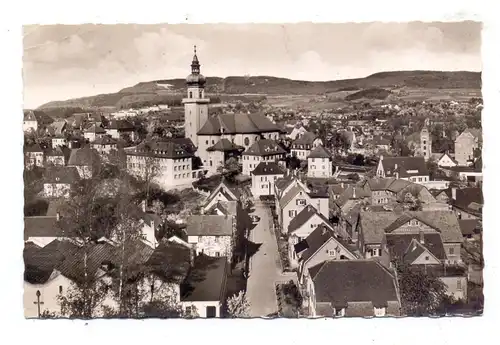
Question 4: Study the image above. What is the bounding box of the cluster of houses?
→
[24,178,253,318]
[268,164,481,317]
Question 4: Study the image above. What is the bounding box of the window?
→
[457,280,462,290]
[423,140,426,145]
[59,286,63,294]
[198,236,202,242]
[288,210,296,218]
[449,247,455,255]
[296,199,306,206]
[374,307,386,317]
[199,91,203,98]
[206,306,217,318]
[206,140,209,145]
[328,250,336,257]
[189,91,193,98]
[185,306,192,315]
[244,137,250,146]
[214,237,219,243]
[215,252,220,257]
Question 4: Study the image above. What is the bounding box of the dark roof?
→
[251,162,285,176]
[68,147,100,166]
[458,219,481,236]
[207,138,244,152]
[181,255,228,302]
[92,136,118,145]
[197,113,281,135]
[24,144,43,153]
[185,215,234,236]
[24,216,77,240]
[106,119,135,131]
[308,260,398,308]
[24,240,81,284]
[279,184,305,209]
[385,233,446,263]
[307,145,332,159]
[380,156,428,178]
[288,204,332,234]
[204,179,241,204]
[297,224,354,262]
[56,242,118,283]
[46,199,66,217]
[292,132,318,146]
[127,139,194,159]
[44,166,80,185]
[146,241,191,283]
[84,124,106,134]
[243,139,286,156]
[451,187,483,216]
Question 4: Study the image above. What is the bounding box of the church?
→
[182,47,283,174]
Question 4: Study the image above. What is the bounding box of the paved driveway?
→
[246,201,283,317]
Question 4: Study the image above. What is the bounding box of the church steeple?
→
[191,45,200,74]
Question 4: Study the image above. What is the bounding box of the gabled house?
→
[83,124,107,142]
[90,135,118,157]
[24,144,45,168]
[437,152,458,168]
[43,166,81,198]
[276,182,329,235]
[185,215,235,261]
[287,205,335,267]
[242,139,286,176]
[450,187,483,220]
[44,146,70,167]
[307,145,333,178]
[180,255,228,318]
[205,138,244,173]
[357,210,464,264]
[105,119,136,141]
[291,132,323,160]
[251,161,285,197]
[202,178,241,212]
[23,111,38,132]
[376,155,429,183]
[295,224,358,282]
[46,121,67,138]
[24,214,79,247]
[68,147,100,179]
[287,124,308,140]
[454,128,482,166]
[303,260,401,317]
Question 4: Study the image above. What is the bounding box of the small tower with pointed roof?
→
[420,118,432,161]
[182,45,210,149]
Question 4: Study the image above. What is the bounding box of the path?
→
[246,200,296,317]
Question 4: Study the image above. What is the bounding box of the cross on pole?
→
[34,290,44,318]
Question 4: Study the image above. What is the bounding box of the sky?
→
[23,22,482,108]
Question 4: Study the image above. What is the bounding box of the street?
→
[246,200,296,317]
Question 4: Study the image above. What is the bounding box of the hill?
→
[37,70,481,110]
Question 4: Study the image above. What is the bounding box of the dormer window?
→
[189,91,193,98]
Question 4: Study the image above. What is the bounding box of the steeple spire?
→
[191,45,200,74]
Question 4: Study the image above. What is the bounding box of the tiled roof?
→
[185,215,234,236]
[243,139,286,156]
[197,113,281,135]
[128,139,194,159]
[92,136,117,145]
[84,124,106,134]
[275,176,294,195]
[44,166,80,184]
[385,233,446,263]
[24,239,81,284]
[309,260,398,308]
[146,241,191,283]
[458,219,481,236]
[46,199,66,217]
[204,179,241,206]
[251,162,285,176]
[380,156,429,178]
[297,224,354,262]
[278,184,304,209]
[68,147,100,166]
[359,211,400,245]
[292,132,317,146]
[288,204,332,234]
[451,187,483,216]
[24,216,77,240]
[181,255,228,302]
[106,119,135,130]
[307,145,332,159]
[24,143,43,153]
[207,138,244,152]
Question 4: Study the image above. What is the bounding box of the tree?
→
[226,290,250,318]
[57,279,111,318]
[396,262,447,316]
[137,148,160,202]
[216,157,240,182]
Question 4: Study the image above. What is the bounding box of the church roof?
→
[197,113,281,135]
[207,138,244,152]
[243,139,286,156]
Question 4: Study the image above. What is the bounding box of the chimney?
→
[419,231,425,244]
[451,187,457,201]
[56,212,60,221]
[141,199,147,212]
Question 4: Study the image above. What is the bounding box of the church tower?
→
[420,119,432,161]
[182,46,210,148]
